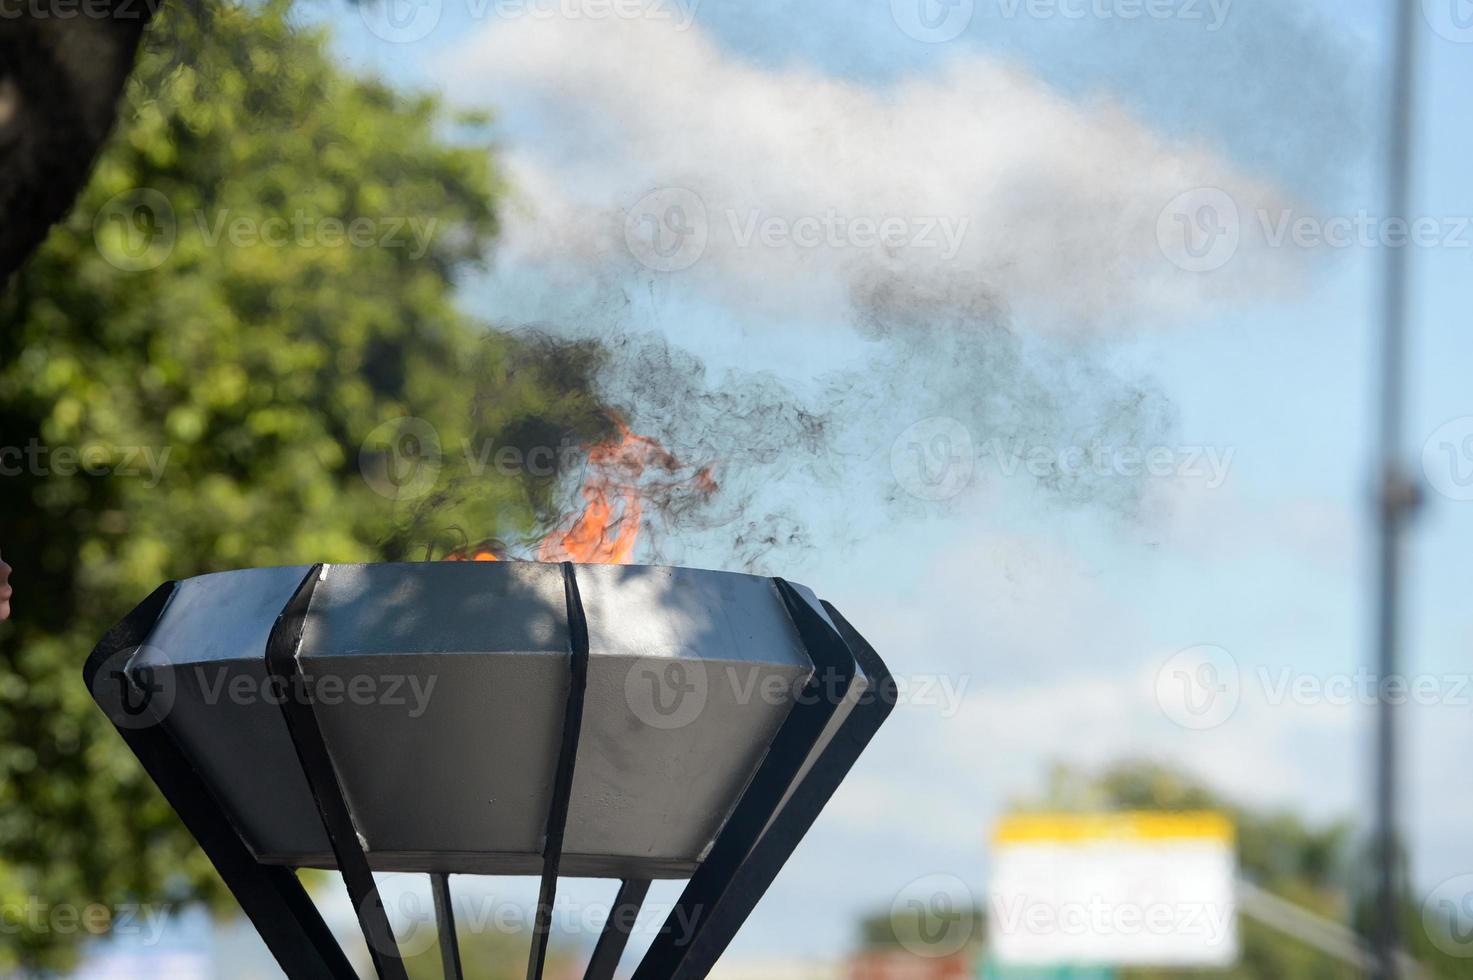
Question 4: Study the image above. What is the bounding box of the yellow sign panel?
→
[992,811,1235,845]
[988,810,1239,968]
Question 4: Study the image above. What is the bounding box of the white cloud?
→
[1140,475,1360,568]
[850,529,1146,680]
[822,516,1364,836]
[442,13,1301,334]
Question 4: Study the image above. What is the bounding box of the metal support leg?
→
[665,598,896,980]
[431,873,464,980]
[526,563,593,980]
[632,580,865,980]
[85,582,357,980]
[584,879,651,980]
[267,565,409,980]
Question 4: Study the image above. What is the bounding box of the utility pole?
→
[1371,1,1422,977]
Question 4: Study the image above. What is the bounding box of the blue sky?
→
[135,0,1473,971]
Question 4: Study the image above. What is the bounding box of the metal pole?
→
[1372,1,1422,977]
[431,874,464,980]
[584,879,652,980]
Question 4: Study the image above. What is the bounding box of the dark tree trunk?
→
[0,2,159,281]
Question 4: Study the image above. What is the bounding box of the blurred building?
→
[847,949,974,980]
[708,958,843,980]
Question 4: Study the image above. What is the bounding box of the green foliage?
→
[862,901,983,956]
[0,1,608,969]
[1032,761,1354,899]
[401,925,577,980]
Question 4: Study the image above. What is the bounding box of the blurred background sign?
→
[987,812,1238,971]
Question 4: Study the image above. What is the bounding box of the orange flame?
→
[444,545,502,562]
[443,417,716,565]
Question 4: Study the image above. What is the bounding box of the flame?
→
[444,544,502,562]
[443,417,716,565]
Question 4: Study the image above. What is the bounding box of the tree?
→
[0,1,158,279]
[0,0,611,969]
